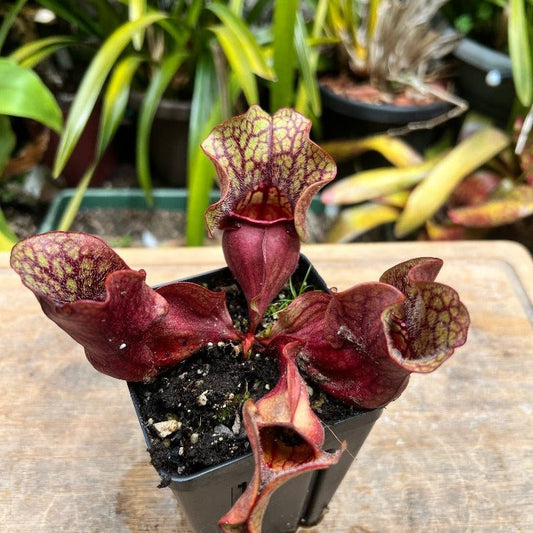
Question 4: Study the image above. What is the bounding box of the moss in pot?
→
[10,106,470,533]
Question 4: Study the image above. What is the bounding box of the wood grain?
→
[1,240,532,532]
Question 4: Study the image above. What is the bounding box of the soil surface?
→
[130,263,363,482]
[320,72,443,106]
[70,207,193,247]
[68,207,331,247]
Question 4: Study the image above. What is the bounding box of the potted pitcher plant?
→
[10,106,470,533]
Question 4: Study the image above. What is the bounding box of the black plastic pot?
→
[453,37,515,128]
[128,255,382,533]
[320,83,455,155]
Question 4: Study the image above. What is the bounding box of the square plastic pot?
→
[128,255,382,533]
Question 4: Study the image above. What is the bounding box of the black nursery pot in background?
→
[452,37,515,128]
[319,84,456,156]
[128,255,383,533]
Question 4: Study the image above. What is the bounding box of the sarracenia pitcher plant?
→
[11,106,469,532]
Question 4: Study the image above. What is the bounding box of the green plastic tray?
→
[40,188,325,233]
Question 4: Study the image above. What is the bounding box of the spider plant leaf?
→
[186,72,241,246]
[98,55,143,158]
[321,156,441,205]
[509,0,533,107]
[270,0,298,110]
[208,3,275,80]
[448,186,533,227]
[0,59,62,133]
[136,51,186,203]
[56,164,95,231]
[187,53,218,164]
[129,0,147,50]
[9,35,81,68]
[294,0,329,117]
[327,202,399,243]
[185,0,204,27]
[0,207,18,251]
[320,135,423,166]
[209,24,259,104]
[395,127,510,237]
[229,0,244,15]
[53,12,167,178]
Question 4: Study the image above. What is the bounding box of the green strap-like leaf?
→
[9,35,81,68]
[293,13,320,116]
[0,59,62,133]
[98,55,143,158]
[210,24,259,104]
[208,3,275,81]
[129,0,147,50]
[187,53,219,164]
[56,164,96,231]
[53,12,167,178]
[295,0,329,118]
[136,51,186,203]
[186,72,241,246]
[395,127,510,237]
[186,56,223,246]
[509,0,533,107]
[270,0,298,110]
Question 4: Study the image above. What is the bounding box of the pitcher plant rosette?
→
[10,106,470,533]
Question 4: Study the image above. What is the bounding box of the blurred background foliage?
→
[1,0,533,251]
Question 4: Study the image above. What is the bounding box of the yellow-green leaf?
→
[293,13,321,116]
[9,35,80,68]
[327,202,399,243]
[129,0,147,51]
[377,190,410,208]
[210,24,258,104]
[448,186,533,227]
[57,164,95,231]
[509,0,533,107]
[321,155,441,205]
[320,134,423,166]
[0,59,62,133]
[395,127,510,237]
[208,3,275,81]
[136,51,186,203]
[98,55,142,158]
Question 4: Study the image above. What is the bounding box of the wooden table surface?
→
[1,240,532,533]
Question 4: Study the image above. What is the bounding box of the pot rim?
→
[453,37,512,76]
[319,83,452,123]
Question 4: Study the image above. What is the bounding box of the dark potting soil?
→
[131,269,365,482]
